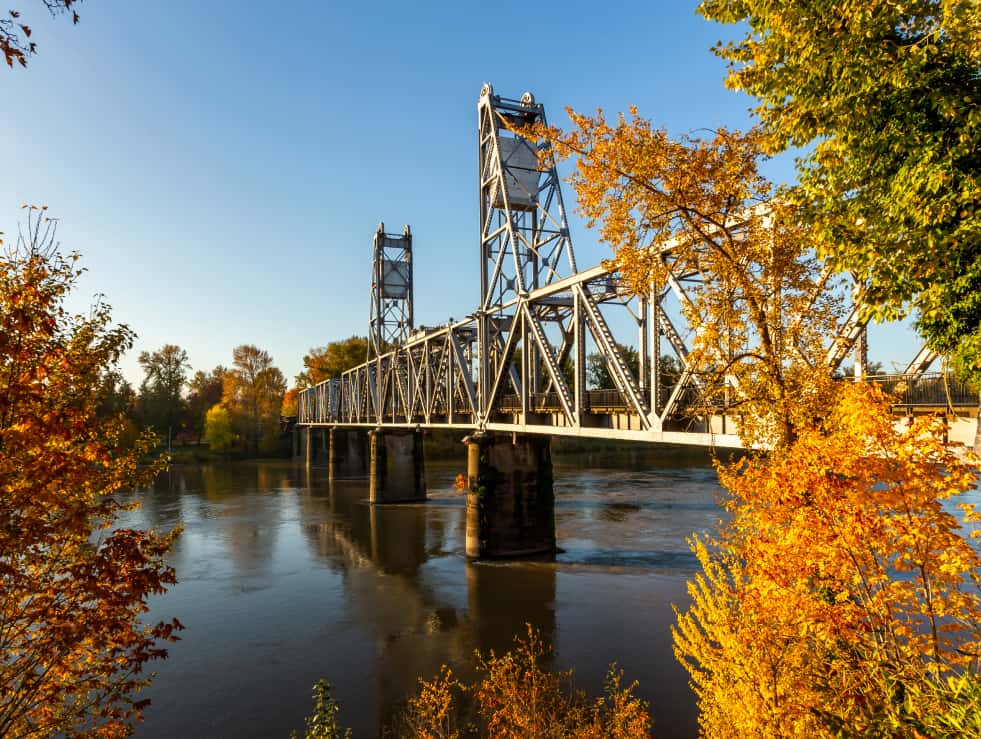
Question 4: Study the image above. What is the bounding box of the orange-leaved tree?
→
[222,344,286,455]
[0,207,182,737]
[524,112,843,447]
[524,107,981,736]
[674,384,981,736]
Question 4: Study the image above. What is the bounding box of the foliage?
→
[698,0,981,384]
[1,1,79,68]
[586,343,640,390]
[222,344,286,455]
[204,404,235,453]
[401,666,465,739]
[531,114,842,446]
[281,386,299,417]
[0,208,181,737]
[137,343,189,442]
[297,336,370,388]
[400,625,651,737]
[586,347,681,394]
[291,679,351,739]
[185,366,226,444]
[673,383,981,737]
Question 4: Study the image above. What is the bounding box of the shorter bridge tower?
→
[369,223,413,358]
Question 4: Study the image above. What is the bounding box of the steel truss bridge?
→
[297,85,955,448]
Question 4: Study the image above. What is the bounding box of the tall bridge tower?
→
[476,85,580,416]
[369,223,413,358]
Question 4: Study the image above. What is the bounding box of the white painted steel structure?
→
[297,86,942,447]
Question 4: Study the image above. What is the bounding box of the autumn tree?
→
[674,384,981,736]
[204,404,235,453]
[297,336,370,388]
[281,386,299,417]
[185,365,226,445]
[531,114,842,446]
[531,105,981,736]
[2,1,81,68]
[223,344,286,455]
[137,343,189,446]
[698,0,981,383]
[0,208,181,736]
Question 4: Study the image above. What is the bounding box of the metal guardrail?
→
[863,372,976,408]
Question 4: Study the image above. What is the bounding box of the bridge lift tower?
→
[369,223,413,358]
[477,85,581,416]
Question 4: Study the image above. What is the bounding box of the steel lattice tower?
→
[476,85,579,415]
[369,223,413,358]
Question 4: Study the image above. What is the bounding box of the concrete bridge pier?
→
[464,433,556,559]
[328,428,369,481]
[369,429,427,503]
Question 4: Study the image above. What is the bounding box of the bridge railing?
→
[862,372,976,409]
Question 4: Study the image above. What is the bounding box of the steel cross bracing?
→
[297,86,942,447]
[369,223,413,359]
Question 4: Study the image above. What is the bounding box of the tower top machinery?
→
[369,222,413,359]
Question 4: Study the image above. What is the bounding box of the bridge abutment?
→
[369,429,427,503]
[464,433,555,559]
[328,428,369,480]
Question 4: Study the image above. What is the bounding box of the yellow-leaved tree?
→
[524,109,981,736]
[675,384,981,736]
[0,208,182,737]
[525,112,842,447]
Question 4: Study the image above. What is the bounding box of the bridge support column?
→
[465,433,555,559]
[328,428,368,479]
[304,426,313,469]
[369,429,426,504]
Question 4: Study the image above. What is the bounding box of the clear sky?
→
[1,0,921,386]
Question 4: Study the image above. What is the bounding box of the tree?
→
[203,404,235,453]
[297,336,370,388]
[185,366,226,445]
[223,344,286,455]
[529,105,981,736]
[587,343,640,390]
[281,386,299,417]
[2,1,80,68]
[95,367,136,420]
[673,384,981,736]
[0,208,181,736]
[697,0,981,383]
[137,343,189,446]
[531,115,842,446]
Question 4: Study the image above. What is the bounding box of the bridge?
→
[294,85,968,559]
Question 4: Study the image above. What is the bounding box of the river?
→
[121,445,727,737]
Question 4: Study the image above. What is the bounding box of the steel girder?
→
[296,86,941,447]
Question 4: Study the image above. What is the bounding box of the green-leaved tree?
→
[698,0,981,383]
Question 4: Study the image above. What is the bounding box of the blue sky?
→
[1,0,920,386]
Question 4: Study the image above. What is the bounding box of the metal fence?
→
[864,372,976,408]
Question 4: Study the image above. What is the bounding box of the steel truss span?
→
[297,85,939,448]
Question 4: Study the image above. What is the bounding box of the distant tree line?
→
[97,343,288,457]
